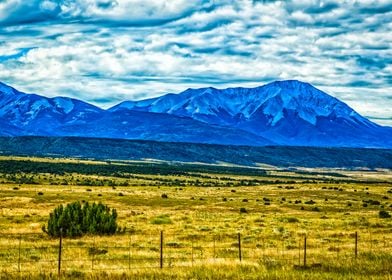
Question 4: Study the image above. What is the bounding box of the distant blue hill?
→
[0,80,391,148]
[1,136,392,169]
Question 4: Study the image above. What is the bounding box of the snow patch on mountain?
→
[53,97,75,114]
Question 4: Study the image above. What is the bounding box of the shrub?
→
[379,210,391,218]
[151,214,172,224]
[166,242,183,248]
[199,226,211,232]
[43,201,118,238]
[305,200,316,205]
[286,217,299,223]
[240,207,248,214]
[88,247,108,255]
[161,193,168,199]
[370,200,381,206]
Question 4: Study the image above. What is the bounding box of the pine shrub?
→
[43,201,118,237]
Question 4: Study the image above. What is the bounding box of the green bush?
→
[286,217,299,223]
[43,201,118,237]
[379,210,391,218]
[151,214,172,225]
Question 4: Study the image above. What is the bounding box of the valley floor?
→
[0,156,391,279]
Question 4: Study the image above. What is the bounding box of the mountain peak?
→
[107,80,388,147]
[118,80,346,125]
[266,80,323,96]
[271,79,310,86]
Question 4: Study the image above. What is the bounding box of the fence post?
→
[238,233,242,262]
[128,234,132,270]
[58,229,63,277]
[369,231,373,251]
[160,231,163,269]
[91,237,95,271]
[303,235,307,267]
[213,235,216,259]
[18,235,21,273]
[191,237,194,265]
[355,231,358,258]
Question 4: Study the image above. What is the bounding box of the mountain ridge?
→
[0,80,391,148]
[109,80,391,147]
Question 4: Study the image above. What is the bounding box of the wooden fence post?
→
[91,237,95,271]
[128,234,132,270]
[303,235,307,267]
[191,237,194,265]
[160,231,163,269]
[18,235,21,273]
[213,235,216,259]
[58,229,63,278]
[238,233,242,262]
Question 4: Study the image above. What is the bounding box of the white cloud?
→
[0,0,391,125]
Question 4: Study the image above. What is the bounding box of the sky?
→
[0,0,391,125]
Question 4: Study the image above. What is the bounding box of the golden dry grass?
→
[0,156,391,279]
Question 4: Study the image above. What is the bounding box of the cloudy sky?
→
[0,0,391,125]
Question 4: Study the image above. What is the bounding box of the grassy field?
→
[0,156,391,279]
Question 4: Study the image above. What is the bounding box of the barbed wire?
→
[0,230,391,275]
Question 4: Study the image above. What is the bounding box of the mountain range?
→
[0,80,391,148]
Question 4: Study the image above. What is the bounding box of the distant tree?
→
[379,210,391,219]
[43,201,118,237]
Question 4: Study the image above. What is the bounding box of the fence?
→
[0,230,391,276]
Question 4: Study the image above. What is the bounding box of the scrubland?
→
[0,156,391,279]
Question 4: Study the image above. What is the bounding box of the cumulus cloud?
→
[0,0,214,26]
[0,0,391,125]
